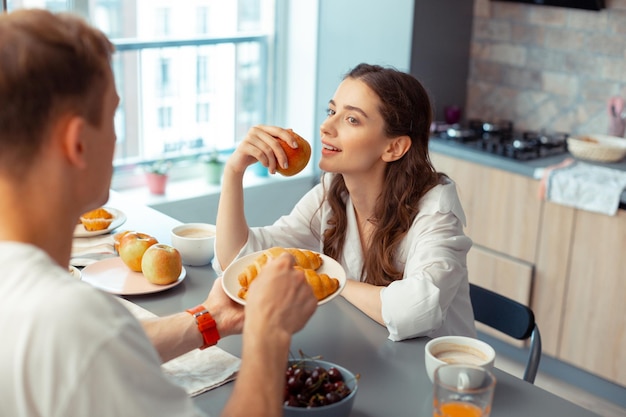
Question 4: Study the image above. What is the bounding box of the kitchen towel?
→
[117,297,241,397]
[540,160,626,216]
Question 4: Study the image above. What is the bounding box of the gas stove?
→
[431,120,569,161]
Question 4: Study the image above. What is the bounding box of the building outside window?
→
[196,102,211,124]
[6,0,275,181]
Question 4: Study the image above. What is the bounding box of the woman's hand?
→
[227,125,298,175]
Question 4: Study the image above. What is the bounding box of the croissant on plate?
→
[237,266,339,301]
[237,247,323,288]
[295,266,340,301]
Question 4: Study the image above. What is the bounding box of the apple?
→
[141,244,183,285]
[113,230,131,254]
[118,231,158,272]
[275,130,311,177]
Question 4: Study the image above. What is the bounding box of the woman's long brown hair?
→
[322,63,442,285]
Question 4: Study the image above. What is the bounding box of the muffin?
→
[80,207,114,231]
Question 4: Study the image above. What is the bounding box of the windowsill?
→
[113,168,317,208]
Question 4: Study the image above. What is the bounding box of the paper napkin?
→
[71,234,116,267]
[117,298,241,397]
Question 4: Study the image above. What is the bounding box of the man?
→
[0,9,317,417]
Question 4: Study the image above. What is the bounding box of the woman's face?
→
[318,77,391,176]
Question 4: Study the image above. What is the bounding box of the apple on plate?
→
[141,244,183,285]
[118,231,158,272]
[275,130,311,177]
[113,230,131,254]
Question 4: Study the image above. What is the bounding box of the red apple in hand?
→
[141,244,183,285]
[119,231,158,272]
[275,130,311,177]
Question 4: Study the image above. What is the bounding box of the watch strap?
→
[186,305,220,349]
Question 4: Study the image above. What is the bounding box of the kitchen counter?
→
[429,136,626,208]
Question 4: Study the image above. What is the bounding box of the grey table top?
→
[108,192,597,417]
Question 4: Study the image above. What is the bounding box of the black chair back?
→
[469,283,542,383]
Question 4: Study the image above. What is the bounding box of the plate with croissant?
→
[222,247,346,306]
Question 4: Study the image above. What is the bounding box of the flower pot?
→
[146,172,168,195]
[205,161,224,185]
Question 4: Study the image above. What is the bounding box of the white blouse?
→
[214,174,476,341]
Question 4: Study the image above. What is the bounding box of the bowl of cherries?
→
[283,357,359,416]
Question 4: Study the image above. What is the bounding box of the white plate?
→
[81,257,186,295]
[222,249,346,306]
[74,207,127,237]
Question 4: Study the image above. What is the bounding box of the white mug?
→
[425,336,496,384]
[170,223,216,266]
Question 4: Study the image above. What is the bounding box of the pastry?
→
[237,247,323,287]
[236,247,337,301]
[237,266,339,302]
[79,207,114,231]
[295,266,340,301]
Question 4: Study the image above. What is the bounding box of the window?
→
[157,57,173,97]
[157,106,172,129]
[196,102,210,123]
[155,7,171,37]
[196,6,209,34]
[196,55,211,94]
[6,0,275,174]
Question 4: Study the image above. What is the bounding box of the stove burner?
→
[435,120,568,161]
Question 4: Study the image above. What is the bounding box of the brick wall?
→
[467,0,626,136]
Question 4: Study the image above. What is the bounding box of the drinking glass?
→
[433,364,496,417]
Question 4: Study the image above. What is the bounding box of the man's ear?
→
[58,115,88,169]
[382,135,411,162]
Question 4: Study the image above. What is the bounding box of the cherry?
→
[287,375,304,394]
[327,367,344,383]
[284,361,353,408]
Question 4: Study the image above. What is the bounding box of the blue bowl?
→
[283,359,358,417]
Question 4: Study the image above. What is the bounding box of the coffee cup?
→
[425,336,495,384]
[170,223,216,266]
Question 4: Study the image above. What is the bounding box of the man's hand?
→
[202,277,245,337]
[245,252,317,336]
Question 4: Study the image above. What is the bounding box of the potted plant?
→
[144,160,171,195]
[203,150,224,185]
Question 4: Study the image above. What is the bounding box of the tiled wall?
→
[467,0,626,135]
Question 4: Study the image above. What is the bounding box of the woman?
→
[214,63,475,341]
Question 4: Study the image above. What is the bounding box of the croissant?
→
[237,267,339,301]
[295,266,340,301]
[237,247,323,288]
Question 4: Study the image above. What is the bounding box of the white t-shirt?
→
[0,242,205,417]
[214,175,476,341]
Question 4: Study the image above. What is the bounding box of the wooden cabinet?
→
[430,153,542,263]
[533,202,575,357]
[431,150,626,386]
[558,208,626,385]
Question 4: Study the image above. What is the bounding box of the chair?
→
[469,283,542,384]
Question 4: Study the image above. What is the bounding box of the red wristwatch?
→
[186,305,220,349]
